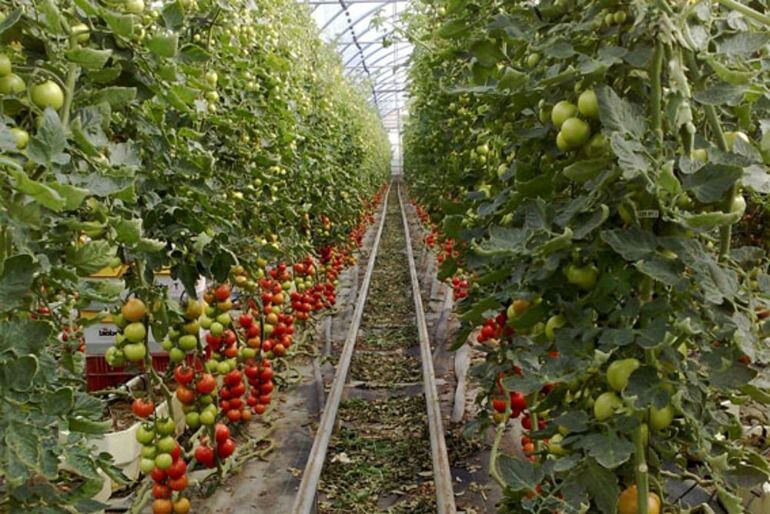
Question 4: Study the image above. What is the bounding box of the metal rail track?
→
[291,180,456,514]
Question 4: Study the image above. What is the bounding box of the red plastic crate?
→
[85,353,200,391]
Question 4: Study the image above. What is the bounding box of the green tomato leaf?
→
[601,228,657,261]
[578,459,619,514]
[92,87,137,108]
[100,10,134,38]
[65,48,113,69]
[0,254,35,312]
[682,164,742,203]
[574,433,633,469]
[497,454,543,492]
[28,108,70,168]
[146,32,178,58]
[7,168,66,211]
[65,240,117,275]
[596,85,646,139]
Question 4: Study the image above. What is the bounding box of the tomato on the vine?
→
[132,398,155,418]
[618,485,661,514]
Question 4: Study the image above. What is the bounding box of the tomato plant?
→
[404,0,770,512]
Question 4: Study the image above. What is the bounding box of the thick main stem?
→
[650,41,664,146]
[634,425,650,514]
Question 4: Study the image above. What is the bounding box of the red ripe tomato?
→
[510,392,527,411]
[176,386,195,405]
[223,330,236,346]
[231,382,246,397]
[196,373,217,394]
[217,438,236,458]
[215,423,230,443]
[259,367,274,382]
[247,395,258,406]
[166,458,187,479]
[229,398,243,410]
[273,343,286,356]
[169,443,181,462]
[224,345,239,358]
[241,409,252,422]
[244,366,259,380]
[224,370,242,386]
[492,398,507,413]
[259,381,274,395]
[239,313,253,327]
[214,284,231,302]
[152,483,171,499]
[522,415,532,430]
[168,474,188,491]
[174,365,194,385]
[220,400,231,411]
[194,445,214,467]
[227,409,242,422]
[258,394,271,405]
[151,467,167,483]
[132,398,155,418]
[247,324,260,338]
[262,339,273,352]
[254,404,267,415]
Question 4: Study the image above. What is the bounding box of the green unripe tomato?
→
[545,314,566,341]
[594,391,622,420]
[577,89,599,118]
[141,445,157,459]
[123,342,147,362]
[556,131,570,151]
[613,11,627,24]
[0,54,11,76]
[205,71,218,86]
[548,433,569,455]
[551,101,577,128]
[10,128,28,149]
[560,117,591,147]
[105,346,126,367]
[30,80,64,110]
[161,338,174,351]
[199,409,216,425]
[604,13,615,25]
[649,404,675,431]
[583,133,606,158]
[565,263,599,290]
[199,316,213,329]
[178,334,198,351]
[216,312,231,326]
[156,435,176,452]
[0,73,25,94]
[526,53,541,67]
[185,411,200,428]
[168,347,185,363]
[154,452,173,470]
[139,457,156,473]
[209,321,224,336]
[136,424,155,444]
[217,361,230,374]
[606,358,640,392]
[155,417,176,436]
[124,322,146,343]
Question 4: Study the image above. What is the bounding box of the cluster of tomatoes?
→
[130,404,190,512]
[450,274,470,300]
[160,299,204,364]
[244,359,274,416]
[476,312,510,344]
[201,284,241,373]
[106,298,150,366]
[174,366,221,429]
[193,423,236,467]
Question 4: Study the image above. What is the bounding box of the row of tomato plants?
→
[404,0,770,513]
[0,0,390,511]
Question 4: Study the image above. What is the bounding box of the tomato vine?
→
[404,0,770,512]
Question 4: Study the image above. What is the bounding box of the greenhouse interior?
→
[1,1,770,513]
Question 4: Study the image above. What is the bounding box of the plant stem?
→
[650,41,664,146]
[489,420,507,488]
[61,33,80,128]
[634,424,650,514]
[717,0,770,26]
